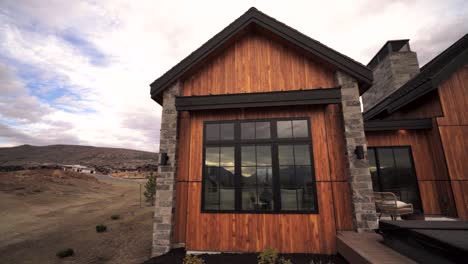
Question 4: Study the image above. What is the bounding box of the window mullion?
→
[271,121,281,212]
[234,122,241,211]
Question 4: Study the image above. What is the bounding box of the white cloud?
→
[0,0,467,152]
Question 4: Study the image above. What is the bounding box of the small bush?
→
[258,248,292,264]
[183,254,205,264]
[258,247,278,264]
[144,172,156,206]
[96,224,107,233]
[111,214,120,220]
[56,248,74,258]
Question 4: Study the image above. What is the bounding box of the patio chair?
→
[374,192,414,220]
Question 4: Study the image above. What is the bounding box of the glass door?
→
[368,146,423,212]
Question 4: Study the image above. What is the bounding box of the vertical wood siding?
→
[366,127,457,217]
[173,106,350,253]
[181,32,336,97]
[437,65,468,219]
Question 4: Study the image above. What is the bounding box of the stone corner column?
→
[335,71,378,232]
[152,82,181,256]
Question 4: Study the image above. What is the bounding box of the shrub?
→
[111,214,120,220]
[258,247,278,264]
[183,254,205,264]
[56,248,74,258]
[144,172,156,206]
[96,224,107,233]
[258,248,292,264]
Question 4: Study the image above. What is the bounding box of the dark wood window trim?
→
[201,117,319,214]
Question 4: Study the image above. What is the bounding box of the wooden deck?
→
[337,231,416,264]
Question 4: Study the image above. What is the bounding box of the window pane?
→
[257,167,273,186]
[241,146,256,166]
[241,122,255,139]
[241,188,257,210]
[294,145,311,165]
[204,167,219,210]
[292,120,308,138]
[220,123,234,140]
[241,167,256,186]
[256,122,271,139]
[206,124,219,141]
[219,166,235,185]
[256,145,272,166]
[377,148,398,193]
[205,147,219,166]
[257,187,274,211]
[278,145,294,165]
[279,166,295,187]
[281,189,298,210]
[368,148,380,191]
[299,187,315,210]
[219,166,235,210]
[295,166,312,187]
[220,147,234,166]
[277,121,293,138]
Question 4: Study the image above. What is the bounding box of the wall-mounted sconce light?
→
[355,145,364,160]
[160,152,169,165]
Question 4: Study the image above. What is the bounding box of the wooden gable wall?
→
[181,31,336,97]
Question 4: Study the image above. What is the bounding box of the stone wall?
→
[152,82,181,256]
[362,51,419,112]
[336,71,378,232]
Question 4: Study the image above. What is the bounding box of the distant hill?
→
[0,145,158,172]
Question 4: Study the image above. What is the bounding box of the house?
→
[149,7,467,256]
[362,34,468,220]
[62,165,96,174]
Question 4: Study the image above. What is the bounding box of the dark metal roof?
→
[364,33,468,121]
[175,88,341,111]
[364,118,432,131]
[150,7,373,104]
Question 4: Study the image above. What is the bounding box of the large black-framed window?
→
[368,146,423,212]
[202,118,318,213]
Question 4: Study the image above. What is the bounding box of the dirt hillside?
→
[0,144,158,171]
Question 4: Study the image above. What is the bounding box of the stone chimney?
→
[362,40,420,112]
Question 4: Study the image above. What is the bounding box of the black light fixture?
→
[355,145,365,160]
[160,153,169,165]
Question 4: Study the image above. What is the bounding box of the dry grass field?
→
[0,169,153,264]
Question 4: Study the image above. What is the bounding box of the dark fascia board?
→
[150,7,373,104]
[175,88,341,111]
[364,118,432,131]
[364,34,468,120]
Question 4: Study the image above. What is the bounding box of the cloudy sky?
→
[0,0,466,152]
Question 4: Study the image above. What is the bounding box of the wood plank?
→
[418,181,457,217]
[437,66,468,126]
[332,182,353,230]
[176,111,190,182]
[174,182,188,243]
[451,181,468,220]
[325,110,347,181]
[438,126,468,181]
